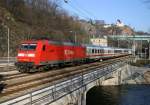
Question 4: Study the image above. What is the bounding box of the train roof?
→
[85,44,132,50]
[21,40,38,44]
[21,39,85,47]
[48,40,83,47]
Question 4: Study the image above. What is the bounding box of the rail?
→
[0,61,126,105]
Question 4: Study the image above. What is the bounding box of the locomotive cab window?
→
[20,44,37,50]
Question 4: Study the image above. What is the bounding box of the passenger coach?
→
[86,45,131,61]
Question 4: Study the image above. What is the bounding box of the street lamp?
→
[145,48,148,59]
[117,39,119,48]
[70,31,77,43]
[88,28,92,44]
[1,23,10,65]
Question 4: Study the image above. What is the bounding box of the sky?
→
[62,0,150,32]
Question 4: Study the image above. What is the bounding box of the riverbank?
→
[120,65,150,85]
[143,71,150,83]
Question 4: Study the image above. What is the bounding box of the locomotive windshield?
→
[20,44,37,50]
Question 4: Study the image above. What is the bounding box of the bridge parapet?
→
[0,61,127,105]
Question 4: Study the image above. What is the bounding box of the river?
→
[86,84,150,105]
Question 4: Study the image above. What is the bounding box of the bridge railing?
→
[1,61,126,105]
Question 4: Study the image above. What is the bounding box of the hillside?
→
[0,0,139,57]
[0,0,89,56]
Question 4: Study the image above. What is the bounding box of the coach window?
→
[100,49,102,53]
[92,49,94,54]
[42,45,46,51]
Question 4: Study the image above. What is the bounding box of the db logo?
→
[64,50,74,55]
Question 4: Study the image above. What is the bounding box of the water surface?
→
[86,85,150,105]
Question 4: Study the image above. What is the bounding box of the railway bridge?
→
[0,57,136,105]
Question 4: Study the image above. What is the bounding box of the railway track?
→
[0,56,130,103]
[2,73,29,80]
[0,66,18,76]
[0,66,17,72]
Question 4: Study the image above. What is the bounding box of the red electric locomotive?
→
[15,40,86,72]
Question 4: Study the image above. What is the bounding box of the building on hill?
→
[116,19,124,27]
[90,37,108,46]
[95,20,105,25]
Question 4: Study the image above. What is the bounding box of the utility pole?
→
[70,31,77,43]
[118,39,119,48]
[7,27,10,65]
[75,31,77,43]
[145,48,148,59]
[2,22,10,65]
[89,28,92,44]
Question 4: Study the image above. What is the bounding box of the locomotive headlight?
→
[18,53,25,57]
[28,53,35,57]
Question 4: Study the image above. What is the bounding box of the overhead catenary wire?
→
[63,0,93,20]
[69,1,92,19]
[71,0,97,20]
[66,4,90,20]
